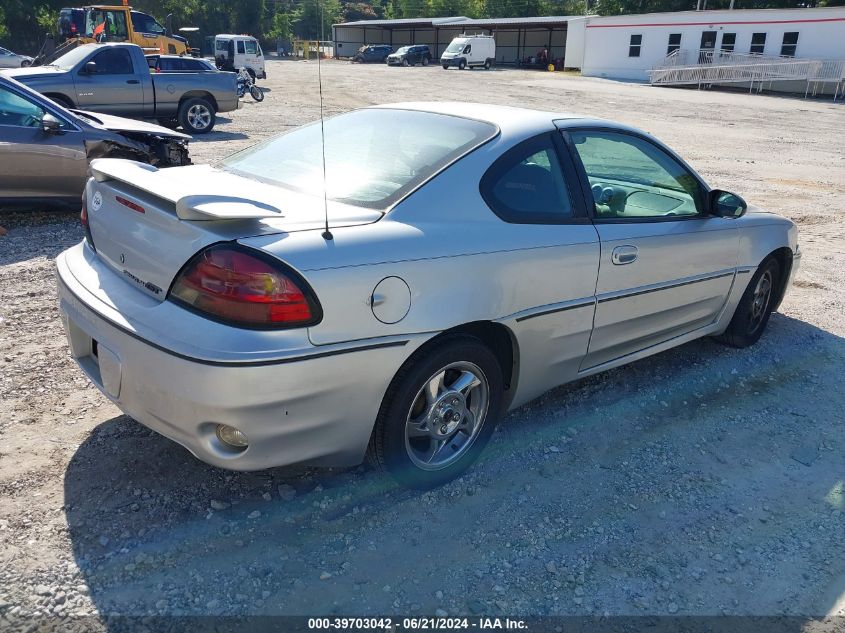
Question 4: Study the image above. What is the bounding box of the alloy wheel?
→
[748,269,773,334]
[404,361,489,471]
[187,104,211,130]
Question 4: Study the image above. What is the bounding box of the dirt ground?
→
[1,59,844,628]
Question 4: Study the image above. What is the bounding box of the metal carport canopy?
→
[332,15,577,64]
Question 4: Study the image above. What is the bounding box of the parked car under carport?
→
[0,75,190,209]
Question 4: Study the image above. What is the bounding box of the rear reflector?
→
[169,244,322,329]
[116,196,145,214]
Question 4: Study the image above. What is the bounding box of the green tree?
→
[293,0,342,38]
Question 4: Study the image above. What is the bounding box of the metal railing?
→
[649,49,845,99]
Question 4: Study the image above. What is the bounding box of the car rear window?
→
[220,109,497,209]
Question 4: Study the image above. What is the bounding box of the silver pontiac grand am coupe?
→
[57,103,800,489]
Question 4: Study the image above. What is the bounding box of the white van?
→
[440,35,495,70]
[214,34,266,80]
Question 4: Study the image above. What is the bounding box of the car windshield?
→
[445,41,466,53]
[50,46,95,70]
[220,109,497,209]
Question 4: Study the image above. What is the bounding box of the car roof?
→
[369,102,638,138]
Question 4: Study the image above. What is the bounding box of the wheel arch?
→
[179,91,218,112]
[403,321,519,408]
[44,92,75,108]
[765,246,794,312]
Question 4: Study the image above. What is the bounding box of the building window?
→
[750,32,766,55]
[667,33,681,55]
[629,34,642,57]
[781,32,798,57]
[721,33,736,53]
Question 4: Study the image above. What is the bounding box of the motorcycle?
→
[237,67,264,102]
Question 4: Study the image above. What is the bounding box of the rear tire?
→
[368,335,504,490]
[717,257,781,348]
[178,97,216,134]
[484,59,492,70]
[422,56,429,66]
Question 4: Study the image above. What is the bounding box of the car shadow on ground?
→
[63,313,845,623]
[190,130,250,143]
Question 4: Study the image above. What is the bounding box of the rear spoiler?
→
[89,159,283,221]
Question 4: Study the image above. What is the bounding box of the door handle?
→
[126,79,140,84]
[611,245,638,265]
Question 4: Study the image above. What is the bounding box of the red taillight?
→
[81,192,95,251]
[169,245,321,328]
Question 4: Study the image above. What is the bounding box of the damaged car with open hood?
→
[0,74,189,209]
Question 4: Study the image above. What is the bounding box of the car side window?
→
[569,130,703,219]
[245,40,258,54]
[237,41,245,54]
[0,85,46,128]
[481,135,574,224]
[464,45,471,54]
[91,49,133,74]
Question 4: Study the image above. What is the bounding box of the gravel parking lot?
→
[1,59,844,628]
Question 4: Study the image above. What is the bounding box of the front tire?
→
[717,257,781,348]
[458,59,467,70]
[249,85,264,101]
[368,335,504,489]
[178,97,216,134]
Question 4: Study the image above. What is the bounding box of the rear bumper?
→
[217,93,241,113]
[55,243,423,471]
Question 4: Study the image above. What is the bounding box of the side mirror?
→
[709,189,747,218]
[82,60,97,74]
[42,113,62,133]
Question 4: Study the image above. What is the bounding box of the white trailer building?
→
[564,6,845,81]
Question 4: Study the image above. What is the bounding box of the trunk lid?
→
[84,159,381,302]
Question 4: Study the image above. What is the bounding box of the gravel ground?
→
[1,60,844,628]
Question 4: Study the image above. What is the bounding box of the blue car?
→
[353,45,393,63]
